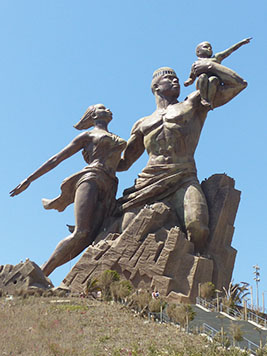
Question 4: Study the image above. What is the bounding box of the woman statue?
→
[10,104,126,276]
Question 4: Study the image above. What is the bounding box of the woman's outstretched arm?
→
[10,132,88,196]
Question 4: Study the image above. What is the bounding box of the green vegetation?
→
[222,281,249,309]
[0,295,254,356]
[1,272,264,355]
[200,282,216,300]
[167,303,195,329]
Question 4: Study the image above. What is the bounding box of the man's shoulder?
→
[183,91,201,105]
[131,114,155,134]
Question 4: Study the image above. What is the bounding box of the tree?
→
[222,281,249,309]
[84,277,100,297]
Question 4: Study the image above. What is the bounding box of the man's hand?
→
[193,61,213,77]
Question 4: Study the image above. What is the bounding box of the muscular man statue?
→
[117,62,247,253]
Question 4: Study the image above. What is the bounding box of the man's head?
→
[196,41,213,58]
[151,67,180,98]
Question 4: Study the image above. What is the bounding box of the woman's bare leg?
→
[42,181,100,276]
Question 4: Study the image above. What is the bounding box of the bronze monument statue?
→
[9,40,250,301]
[184,37,251,108]
[118,58,248,253]
[10,104,126,276]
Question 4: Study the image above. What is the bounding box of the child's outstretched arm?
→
[215,37,252,63]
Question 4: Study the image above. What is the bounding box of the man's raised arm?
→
[193,61,247,109]
[117,122,145,172]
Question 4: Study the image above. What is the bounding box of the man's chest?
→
[140,106,196,137]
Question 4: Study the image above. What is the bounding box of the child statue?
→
[184,38,252,109]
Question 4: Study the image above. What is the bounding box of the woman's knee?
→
[73,229,91,241]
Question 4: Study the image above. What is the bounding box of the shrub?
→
[110,280,133,302]
[200,282,215,300]
[167,303,195,329]
[229,322,243,346]
[98,270,120,300]
[148,298,166,313]
[131,290,152,312]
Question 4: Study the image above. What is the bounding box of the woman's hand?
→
[10,179,31,197]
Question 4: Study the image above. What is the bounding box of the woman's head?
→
[74,104,112,130]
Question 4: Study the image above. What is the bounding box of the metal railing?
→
[201,323,259,355]
[219,303,243,319]
[242,337,260,355]
[247,310,267,328]
[202,322,218,338]
[196,296,267,328]
[196,296,217,311]
[147,310,170,323]
[147,307,261,355]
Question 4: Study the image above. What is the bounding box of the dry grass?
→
[0,295,251,356]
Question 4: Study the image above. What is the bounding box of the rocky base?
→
[0,260,53,294]
[62,174,240,303]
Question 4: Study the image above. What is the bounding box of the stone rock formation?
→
[0,260,53,294]
[62,174,240,303]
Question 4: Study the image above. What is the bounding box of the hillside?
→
[0,295,260,356]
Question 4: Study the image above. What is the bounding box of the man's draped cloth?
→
[118,162,198,211]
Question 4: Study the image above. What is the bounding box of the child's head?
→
[196,41,213,58]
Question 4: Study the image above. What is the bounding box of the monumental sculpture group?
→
[5,38,251,301]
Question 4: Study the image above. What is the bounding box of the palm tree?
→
[222,281,249,309]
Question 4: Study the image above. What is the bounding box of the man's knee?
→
[209,76,220,86]
[186,220,209,252]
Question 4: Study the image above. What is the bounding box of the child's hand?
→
[243,37,252,44]
[184,78,194,87]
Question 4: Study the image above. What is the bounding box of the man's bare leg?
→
[173,182,209,253]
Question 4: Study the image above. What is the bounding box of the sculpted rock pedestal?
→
[0,260,53,294]
[62,174,240,303]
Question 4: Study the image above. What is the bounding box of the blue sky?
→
[1,1,266,308]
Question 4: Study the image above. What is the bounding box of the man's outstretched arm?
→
[193,61,247,109]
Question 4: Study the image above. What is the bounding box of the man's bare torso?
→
[135,93,208,166]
